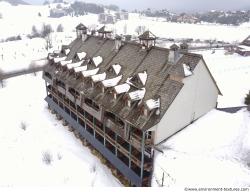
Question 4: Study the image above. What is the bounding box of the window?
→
[45,72,52,79]
[69,87,80,98]
[105,111,116,121]
[85,98,100,111]
[56,80,65,89]
[146,131,152,140]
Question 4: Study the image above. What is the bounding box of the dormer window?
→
[183,63,193,77]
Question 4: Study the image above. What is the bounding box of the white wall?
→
[154,60,219,144]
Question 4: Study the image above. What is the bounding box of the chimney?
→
[75,23,88,41]
[115,35,122,51]
[138,31,156,50]
[180,42,189,53]
[169,44,180,64]
[82,28,88,42]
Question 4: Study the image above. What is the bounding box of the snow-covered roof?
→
[53,56,66,63]
[65,48,70,55]
[112,64,121,75]
[114,83,130,94]
[183,63,193,77]
[146,98,160,110]
[93,56,103,67]
[67,61,82,69]
[102,75,122,88]
[238,45,250,51]
[138,71,148,85]
[60,60,72,66]
[74,65,88,73]
[129,88,146,101]
[77,52,86,60]
[82,68,99,77]
[91,72,106,83]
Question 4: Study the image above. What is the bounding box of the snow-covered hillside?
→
[0,73,121,187]
[0,2,249,43]
[0,2,98,40]
[0,1,250,189]
[198,50,250,108]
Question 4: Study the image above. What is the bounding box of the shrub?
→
[20,121,27,131]
[56,24,64,32]
[42,151,53,165]
[245,91,250,105]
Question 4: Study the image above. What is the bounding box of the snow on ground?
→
[114,13,250,43]
[0,2,249,43]
[195,49,250,107]
[153,109,250,187]
[0,2,98,40]
[0,73,121,188]
[0,38,48,72]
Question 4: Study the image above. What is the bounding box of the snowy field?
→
[195,49,250,108]
[0,1,250,189]
[0,73,121,188]
[153,107,250,187]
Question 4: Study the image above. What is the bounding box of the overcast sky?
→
[27,0,250,12]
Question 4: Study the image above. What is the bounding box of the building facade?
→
[42,24,220,186]
[236,35,250,56]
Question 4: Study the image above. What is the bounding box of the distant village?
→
[46,0,250,26]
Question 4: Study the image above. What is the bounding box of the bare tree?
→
[135,25,146,35]
[41,24,53,50]
[56,24,64,32]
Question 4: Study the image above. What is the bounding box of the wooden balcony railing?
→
[106,118,124,137]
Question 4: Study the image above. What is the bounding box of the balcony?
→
[58,86,66,95]
[106,118,124,138]
[66,91,75,102]
[82,103,102,122]
[130,132,153,151]
[43,72,53,85]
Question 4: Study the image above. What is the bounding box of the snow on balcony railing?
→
[91,72,106,83]
[114,83,130,94]
[93,56,103,67]
[74,65,88,73]
[82,68,99,77]
[77,52,87,60]
[129,88,146,101]
[60,60,72,66]
[67,61,82,69]
[102,75,122,88]
[146,98,160,110]
[53,56,67,63]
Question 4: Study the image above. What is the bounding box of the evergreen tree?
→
[245,91,250,105]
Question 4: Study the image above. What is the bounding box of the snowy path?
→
[0,73,121,188]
